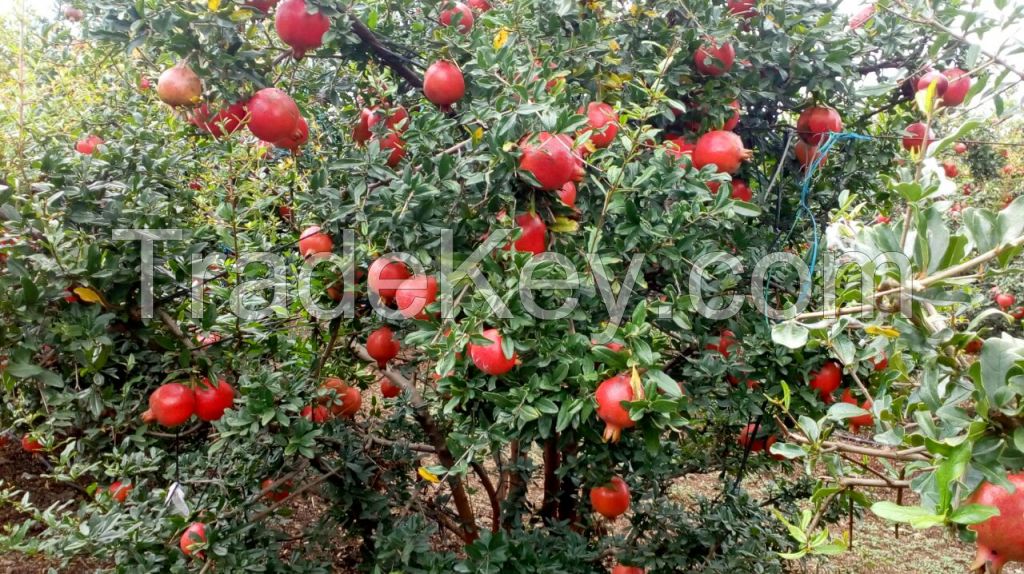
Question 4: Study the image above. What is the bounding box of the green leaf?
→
[949,503,1000,525]
[827,402,868,421]
[870,502,945,529]
[769,442,805,459]
[772,322,808,349]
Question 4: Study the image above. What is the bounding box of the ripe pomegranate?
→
[840,389,874,432]
[916,70,949,96]
[848,4,875,29]
[395,275,439,320]
[245,0,281,11]
[503,212,547,255]
[694,39,735,76]
[692,130,752,174]
[581,102,619,148]
[63,6,84,21]
[705,329,737,358]
[381,378,401,398]
[439,1,474,33]
[722,100,741,131]
[139,76,151,91]
[875,214,891,224]
[902,122,933,153]
[468,328,517,376]
[322,377,362,417]
[966,473,1024,573]
[366,326,400,367]
[194,377,235,422]
[157,63,202,107]
[108,481,132,503]
[943,160,958,178]
[467,0,491,11]
[996,293,1016,310]
[247,88,301,144]
[872,354,888,371]
[21,435,43,453]
[261,478,292,502]
[275,0,330,58]
[965,338,984,354]
[612,565,644,574]
[955,142,968,154]
[145,383,196,427]
[558,181,577,208]
[353,105,409,144]
[423,60,466,108]
[368,257,412,300]
[298,226,333,258]
[738,423,776,453]
[727,0,755,17]
[590,476,630,520]
[796,106,843,145]
[664,136,696,162]
[942,68,972,107]
[729,179,752,201]
[592,340,626,353]
[794,140,827,169]
[275,116,308,151]
[302,404,330,423]
[75,135,103,155]
[380,132,406,167]
[179,522,207,557]
[519,132,577,190]
[595,373,635,442]
[809,361,842,401]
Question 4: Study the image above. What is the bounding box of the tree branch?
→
[348,15,423,89]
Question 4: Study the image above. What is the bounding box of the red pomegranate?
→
[840,389,874,432]
[245,0,281,12]
[705,329,738,358]
[943,160,958,178]
[738,423,776,453]
[581,102,619,148]
[664,136,696,161]
[261,478,291,502]
[942,68,972,107]
[916,70,949,96]
[468,328,517,376]
[275,0,330,58]
[872,354,888,371]
[503,212,547,255]
[366,326,400,367]
[275,116,309,151]
[519,132,577,190]
[996,293,1016,310]
[108,481,132,503]
[902,122,933,153]
[368,257,412,300]
[157,63,202,107]
[145,383,196,427]
[439,1,474,33]
[423,60,466,108]
[200,102,249,138]
[590,476,630,520]
[796,106,843,145]
[558,181,577,208]
[381,377,401,398]
[727,0,756,17]
[302,404,330,423]
[179,523,207,557]
[694,39,735,76]
[595,373,635,442]
[322,378,362,417]
[247,88,301,143]
[75,135,103,155]
[194,377,235,422]
[298,226,333,258]
[692,130,752,174]
[395,275,439,319]
[380,132,406,167]
[794,140,827,169]
[955,142,968,154]
[966,473,1024,573]
[875,214,891,224]
[809,361,842,401]
[722,100,741,131]
[353,105,409,145]
[467,0,491,11]
[729,179,752,201]
[966,338,984,354]
[139,76,151,91]
[21,435,43,453]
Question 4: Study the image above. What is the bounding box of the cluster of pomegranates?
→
[794,106,843,170]
[140,378,235,427]
[898,68,972,155]
[309,377,362,421]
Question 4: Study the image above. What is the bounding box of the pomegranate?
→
[63,6,84,21]
[246,0,280,12]
[139,77,151,91]
[558,181,577,208]
[190,102,248,138]
[519,132,577,190]
[705,329,737,358]
[157,63,203,107]
[581,102,619,149]
[722,100,741,131]
[146,383,196,427]
[275,116,309,151]
[692,130,752,174]
[875,214,891,224]
[727,0,755,17]
[592,340,626,353]
[872,354,888,371]
[966,338,984,354]
[503,212,547,255]
[664,136,696,162]
[955,142,968,154]
[366,326,400,367]
[247,88,301,144]
[809,360,842,401]
[916,70,949,96]
[467,0,491,11]
[108,481,132,503]
[194,377,235,422]
[966,473,1024,573]
[942,68,972,107]
[902,122,933,153]
[738,423,776,452]
[179,522,207,557]
[322,377,361,417]
[943,160,958,178]
[589,476,630,520]
[794,140,827,169]
[840,389,874,432]
[439,1,475,33]
[848,4,875,29]
[694,39,735,76]
[380,132,406,167]
[468,328,517,376]
[275,0,330,58]
[395,275,439,320]
[796,106,843,145]
[302,404,330,423]
[595,373,635,442]
[261,478,292,502]
[1013,308,1024,321]
[996,293,1016,310]
[729,179,752,201]
[612,565,645,574]
[354,105,409,144]
[381,378,401,398]
[298,226,333,258]
[368,257,412,300]
[21,435,43,453]
[423,60,466,108]
[75,135,103,155]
